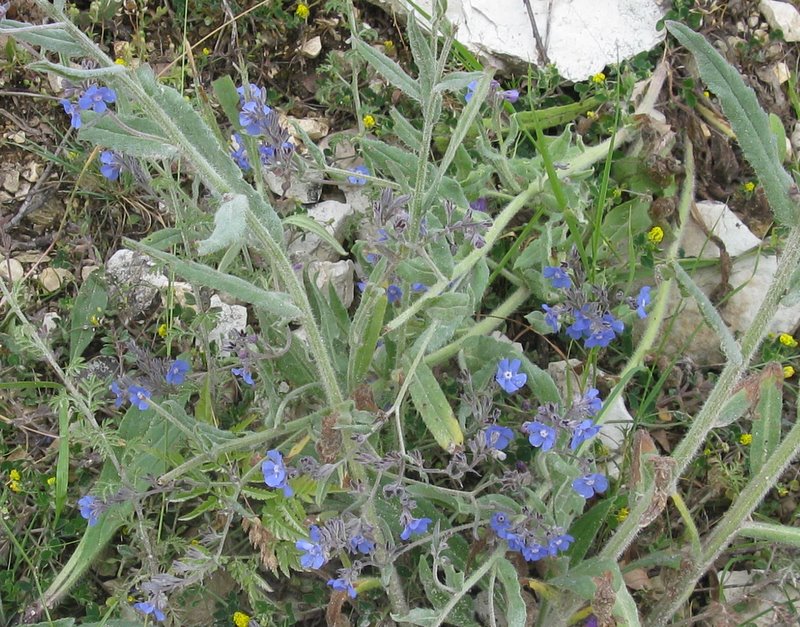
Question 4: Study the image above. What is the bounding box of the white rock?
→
[308,260,356,308]
[760,0,800,42]
[286,116,330,141]
[42,312,61,335]
[264,170,322,204]
[666,201,800,364]
[289,200,356,262]
[106,249,166,313]
[719,569,800,626]
[207,294,248,350]
[0,258,24,282]
[38,267,73,292]
[2,169,20,194]
[299,36,322,58]
[374,0,667,80]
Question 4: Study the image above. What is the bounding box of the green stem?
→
[737,521,800,548]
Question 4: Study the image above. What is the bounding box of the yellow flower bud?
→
[362,114,376,129]
[739,433,752,446]
[295,3,309,19]
[647,226,664,245]
[778,333,798,348]
[784,365,795,379]
[233,611,251,627]
[591,72,606,84]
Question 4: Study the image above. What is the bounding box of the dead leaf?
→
[623,567,651,590]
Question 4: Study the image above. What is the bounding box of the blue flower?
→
[635,286,651,319]
[500,88,520,103]
[232,366,254,385]
[165,359,190,385]
[261,449,293,497]
[128,385,151,410]
[570,419,600,450]
[542,304,561,333]
[521,542,550,562]
[566,308,592,340]
[584,313,624,349]
[78,85,116,114]
[490,512,512,538]
[495,358,527,394]
[578,387,603,416]
[296,526,327,569]
[349,534,374,555]
[483,425,514,451]
[133,601,165,622]
[543,266,572,289]
[110,380,125,408]
[523,421,556,451]
[60,99,82,129]
[231,133,250,170]
[547,533,575,555]
[239,100,272,135]
[411,282,428,293]
[348,165,369,185]
[78,495,101,526]
[237,83,265,105]
[386,283,403,304]
[572,473,609,499]
[400,516,432,540]
[98,150,122,181]
[328,576,357,598]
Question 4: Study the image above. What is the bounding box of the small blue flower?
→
[543,266,572,289]
[232,366,254,385]
[133,601,165,622]
[547,533,575,555]
[572,473,609,499]
[400,516,432,541]
[261,449,293,497]
[60,99,82,129]
[296,526,327,569]
[566,308,592,340]
[570,419,600,450]
[239,100,272,135]
[165,359,190,385]
[78,85,116,114]
[635,286,651,319]
[348,165,370,185]
[386,283,403,304]
[521,541,549,562]
[490,512,512,538]
[523,420,557,451]
[328,576,357,598]
[349,534,374,555]
[411,282,428,293]
[465,80,478,103]
[470,197,488,213]
[542,304,561,333]
[78,495,101,526]
[110,380,125,408]
[128,385,151,410]
[237,83,265,105]
[584,313,624,349]
[495,358,527,394]
[500,88,520,103]
[99,151,122,181]
[579,387,603,416]
[231,133,250,170]
[483,425,514,451]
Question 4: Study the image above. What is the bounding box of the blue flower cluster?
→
[99,150,124,181]
[77,494,104,526]
[490,512,574,562]
[541,265,652,349]
[109,359,190,411]
[60,84,117,130]
[134,601,166,622]
[230,83,294,170]
[261,449,293,497]
[465,80,519,105]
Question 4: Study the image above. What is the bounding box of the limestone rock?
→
[760,0,800,42]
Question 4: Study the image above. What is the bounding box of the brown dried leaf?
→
[623,567,651,591]
[241,517,278,573]
[317,411,342,463]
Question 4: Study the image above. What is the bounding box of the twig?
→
[521,0,550,66]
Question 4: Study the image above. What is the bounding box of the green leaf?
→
[196,193,248,255]
[712,387,751,428]
[347,276,388,391]
[406,12,435,94]
[407,360,464,451]
[69,271,108,363]
[211,74,242,131]
[1,21,85,56]
[126,240,303,320]
[495,557,526,625]
[283,213,347,256]
[389,107,423,150]
[667,21,799,226]
[434,71,482,94]
[353,38,421,102]
[416,557,481,627]
[769,113,788,163]
[79,113,180,159]
[567,495,620,563]
[28,58,125,80]
[750,364,783,476]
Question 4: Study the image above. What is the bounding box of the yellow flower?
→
[779,333,798,348]
[784,365,795,379]
[703,446,712,456]
[615,507,629,523]
[47,476,56,487]
[362,114,376,129]
[157,323,169,338]
[295,3,309,19]
[743,181,756,193]
[586,110,598,120]
[777,484,789,497]
[9,469,21,482]
[7,471,21,493]
[114,58,127,66]
[202,47,212,56]
[591,72,606,84]
[703,90,710,99]
[739,433,752,446]
[233,612,251,627]
[384,40,394,50]
[647,226,664,245]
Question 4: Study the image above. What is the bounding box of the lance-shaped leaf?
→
[750,363,784,476]
[353,37,421,102]
[196,193,248,255]
[407,360,464,451]
[1,21,85,57]
[79,114,179,160]
[28,58,125,80]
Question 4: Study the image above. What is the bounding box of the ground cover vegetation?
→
[1,0,800,625]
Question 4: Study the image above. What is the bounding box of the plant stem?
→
[737,521,800,548]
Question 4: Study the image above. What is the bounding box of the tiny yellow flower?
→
[586,110,598,120]
[647,225,664,245]
[591,72,606,84]
[114,58,126,66]
[233,611,251,627]
[202,47,212,56]
[779,333,798,348]
[615,507,629,523]
[383,40,394,51]
[9,469,21,482]
[362,114,376,129]
[157,323,169,338]
[295,3,309,19]
[784,365,796,379]
[47,476,56,486]
[89,314,101,327]
[703,446,712,456]
[739,433,752,446]
[777,484,789,497]
[703,90,710,99]
[743,181,756,193]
